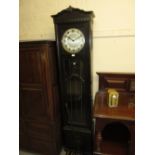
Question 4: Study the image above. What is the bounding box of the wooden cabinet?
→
[93,73,135,155]
[19,41,61,155]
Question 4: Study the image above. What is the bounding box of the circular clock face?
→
[61,28,85,54]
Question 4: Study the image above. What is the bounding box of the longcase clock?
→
[52,6,94,154]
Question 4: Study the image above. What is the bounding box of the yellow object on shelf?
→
[107,89,119,108]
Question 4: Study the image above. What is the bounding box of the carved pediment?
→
[52,6,94,23]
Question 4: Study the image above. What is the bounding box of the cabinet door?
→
[19,46,52,121]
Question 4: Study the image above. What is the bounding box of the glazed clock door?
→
[62,58,89,127]
[57,22,92,129]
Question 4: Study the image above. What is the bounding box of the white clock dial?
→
[61,28,85,54]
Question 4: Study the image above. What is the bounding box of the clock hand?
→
[68,36,74,41]
[74,35,81,41]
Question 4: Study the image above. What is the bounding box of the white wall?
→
[19,0,135,98]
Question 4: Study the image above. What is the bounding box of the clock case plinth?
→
[52,6,94,154]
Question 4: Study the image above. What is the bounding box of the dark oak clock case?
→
[52,7,94,154]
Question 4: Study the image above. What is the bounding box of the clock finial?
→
[68,5,72,9]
